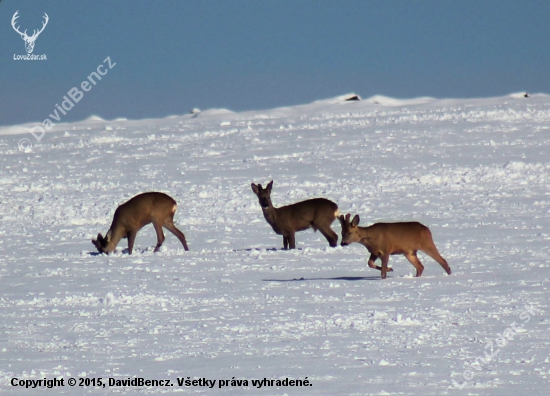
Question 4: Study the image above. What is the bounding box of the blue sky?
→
[1,0,549,126]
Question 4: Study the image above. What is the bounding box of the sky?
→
[1,0,550,126]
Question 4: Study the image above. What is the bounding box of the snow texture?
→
[0,93,549,395]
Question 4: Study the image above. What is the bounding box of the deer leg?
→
[368,254,393,272]
[283,236,289,250]
[152,222,165,252]
[422,246,451,275]
[404,251,424,277]
[164,222,189,251]
[127,230,137,255]
[287,233,296,249]
[380,254,390,279]
[318,225,338,247]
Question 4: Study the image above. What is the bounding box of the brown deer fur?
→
[339,213,451,279]
[92,192,189,254]
[251,181,339,249]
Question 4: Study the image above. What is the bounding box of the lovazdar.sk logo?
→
[11,10,48,60]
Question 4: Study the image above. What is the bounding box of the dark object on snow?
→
[524,93,529,98]
[345,95,361,101]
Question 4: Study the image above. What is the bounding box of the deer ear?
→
[351,215,360,227]
[92,236,102,250]
[338,215,345,224]
[251,183,259,195]
[266,180,273,191]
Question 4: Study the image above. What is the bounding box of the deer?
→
[251,181,339,249]
[339,213,451,279]
[11,11,49,54]
[92,192,189,255]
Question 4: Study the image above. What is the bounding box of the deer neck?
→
[261,204,279,228]
[104,227,125,253]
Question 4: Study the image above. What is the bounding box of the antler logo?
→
[11,10,49,54]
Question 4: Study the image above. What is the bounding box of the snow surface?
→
[0,93,549,395]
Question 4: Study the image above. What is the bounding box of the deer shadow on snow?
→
[88,247,150,256]
[233,247,284,252]
[262,275,382,282]
[233,248,383,282]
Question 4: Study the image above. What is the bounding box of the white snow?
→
[0,93,549,395]
[363,95,436,107]
[83,115,107,123]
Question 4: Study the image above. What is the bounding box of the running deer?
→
[92,192,189,254]
[339,214,451,279]
[251,181,339,249]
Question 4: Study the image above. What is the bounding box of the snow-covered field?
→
[0,93,549,395]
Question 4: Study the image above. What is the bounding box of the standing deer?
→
[251,181,339,249]
[92,192,189,255]
[339,213,451,279]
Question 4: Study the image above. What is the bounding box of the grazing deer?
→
[92,192,189,255]
[339,214,451,279]
[251,181,339,249]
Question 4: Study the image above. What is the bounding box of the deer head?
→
[251,180,273,209]
[338,213,360,246]
[11,11,49,54]
[92,232,111,254]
